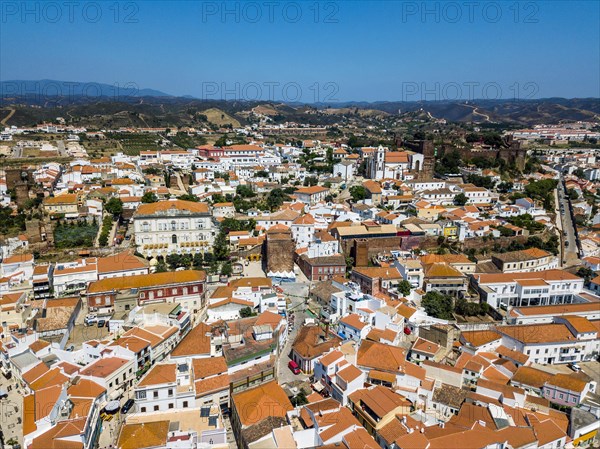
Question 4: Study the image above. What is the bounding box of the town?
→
[0,110,599,449]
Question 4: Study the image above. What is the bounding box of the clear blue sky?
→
[1,1,599,102]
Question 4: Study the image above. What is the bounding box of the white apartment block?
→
[497,318,599,365]
[473,269,585,310]
[133,199,216,258]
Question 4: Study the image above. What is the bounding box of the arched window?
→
[172,234,177,244]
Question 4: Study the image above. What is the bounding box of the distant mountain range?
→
[0,79,173,98]
[1,79,599,127]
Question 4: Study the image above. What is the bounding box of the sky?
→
[1,1,599,102]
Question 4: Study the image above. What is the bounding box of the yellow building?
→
[42,193,80,217]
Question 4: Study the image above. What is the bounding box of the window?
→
[141,407,146,413]
[172,288,177,295]
[153,391,158,399]
[154,405,159,411]
[136,391,146,400]
[172,234,177,244]
[183,401,188,408]
[168,389,173,397]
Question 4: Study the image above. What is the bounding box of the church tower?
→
[372,145,386,179]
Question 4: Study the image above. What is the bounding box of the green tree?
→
[349,185,368,202]
[193,252,204,268]
[454,193,468,206]
[141,192,158,203]
[466,174,495,190]
[211,194,227,204]
[576,267,595,284]
[345,256,354,274]
[178,193,199,202]
[240,306,254,318]
[465,133,481,143]
[573,168,585,179]
[213,232,229,261]
[215,135,228,147]
[421,291,454,320]
[496,181,513,193]
[567,188,579,200]
[398,280,412,297]
[236,185,256,198]
[105,197,123,216]
[303,176,318,187]
[98,233,109,246]
[221,262,233,277]
[291,389,308,406]
[154,260,168,273]
[482,132,503,148]
[436,150,462,175]
[266,188,291,211]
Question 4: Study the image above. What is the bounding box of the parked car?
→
[569,363,581,372]
[84,315,98,326]
[121,398,135,414]
[288,360,301,375]
[97,319,106,328]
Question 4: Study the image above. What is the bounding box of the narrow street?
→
[276,282,311,386]
[557,175,580,267]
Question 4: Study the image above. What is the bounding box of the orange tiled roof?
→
[117,421,169,449]
[232,381,293,427]
[135,199,209,215]
[88,270,205,293]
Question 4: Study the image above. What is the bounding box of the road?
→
[276,281,312,386]
[57,140,67,157]
[557,175,580,266]
[0,373,23,447]
[0,108,15,126]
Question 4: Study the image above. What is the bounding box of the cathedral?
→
[367,145,425,180]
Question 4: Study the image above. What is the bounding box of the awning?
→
[104,400,120,413]
[312,381,325,392]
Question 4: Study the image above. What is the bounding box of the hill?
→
[0,81,598,127]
